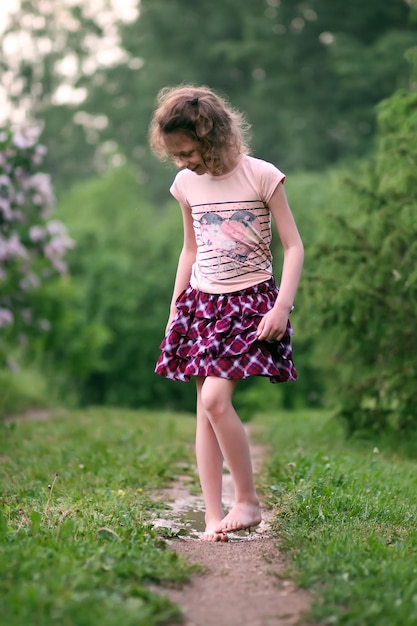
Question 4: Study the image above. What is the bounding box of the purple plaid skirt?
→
[155,277,297,383]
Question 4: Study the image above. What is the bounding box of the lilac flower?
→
[50,258,67,274]
[0,123,74,346]
[0,233,28,261]
[0,307,13,327]
[26,172,53,195]
[44,234,76,267]
[36,145,47,156]
[13,192,25,206]
[12,127,41,150]
[32,193,44,205]
[31,153,43,165]
[29,225,47,242]
[0,175,11,187]
[11,133,28,149]
[19,274,41,290]
[46,220,69,237]
[25,173,55,212]
[13,167,27,186]
[0,198,13,221]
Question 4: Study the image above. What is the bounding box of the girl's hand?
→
[256,305,289,342]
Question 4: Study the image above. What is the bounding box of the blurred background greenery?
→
[1,0,416,433]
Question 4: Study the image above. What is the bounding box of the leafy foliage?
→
[304,49,417,432]
[1,1,415,201]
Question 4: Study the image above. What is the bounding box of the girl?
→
[149,85,304,542]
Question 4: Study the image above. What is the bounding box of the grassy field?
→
[0,408,198,626]
[259,410,417,626]
[2,406,417,625]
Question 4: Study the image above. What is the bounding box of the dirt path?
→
[152,434,312,626]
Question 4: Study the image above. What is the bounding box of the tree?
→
[2,0,415,200]
[0,0,138,188]
[304,47,417,432]
[71,0,416,199]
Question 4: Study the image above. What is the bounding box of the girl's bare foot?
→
[201,522,229,542]
[201,530,228,542]
[215,502,262,534]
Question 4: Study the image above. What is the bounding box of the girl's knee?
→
[200,388,231,424]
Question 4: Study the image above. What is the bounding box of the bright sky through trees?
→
[0,0,139,122]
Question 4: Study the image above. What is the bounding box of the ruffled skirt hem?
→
[155,278,297,384]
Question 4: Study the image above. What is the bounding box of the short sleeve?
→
[170,170,191,207]
[258,161,286,204]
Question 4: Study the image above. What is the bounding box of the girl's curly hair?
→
[149,85,251,175]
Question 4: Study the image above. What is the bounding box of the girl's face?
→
[162,132,207,175]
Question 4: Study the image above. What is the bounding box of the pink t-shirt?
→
[171,154,285,294]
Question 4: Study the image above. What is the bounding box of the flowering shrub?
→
[0,126,75,352]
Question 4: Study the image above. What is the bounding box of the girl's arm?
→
[256,182,304,341]
[165,201,197,333]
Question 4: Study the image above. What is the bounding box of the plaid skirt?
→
[154,277,297,384]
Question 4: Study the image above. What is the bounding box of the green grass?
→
[3,406,417,626]
[259,410,417,626]
[0,408,198,626]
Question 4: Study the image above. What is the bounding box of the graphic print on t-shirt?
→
[193,200,272,282]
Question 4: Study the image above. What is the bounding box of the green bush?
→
[303,48,417,432]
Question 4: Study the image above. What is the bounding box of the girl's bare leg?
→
[199,376,262,535]
[195,377,228,542]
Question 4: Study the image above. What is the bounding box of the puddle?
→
[151,453,273,541]
[181,508,261,541]
[153,505,267,541]
[180,507,206,532]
